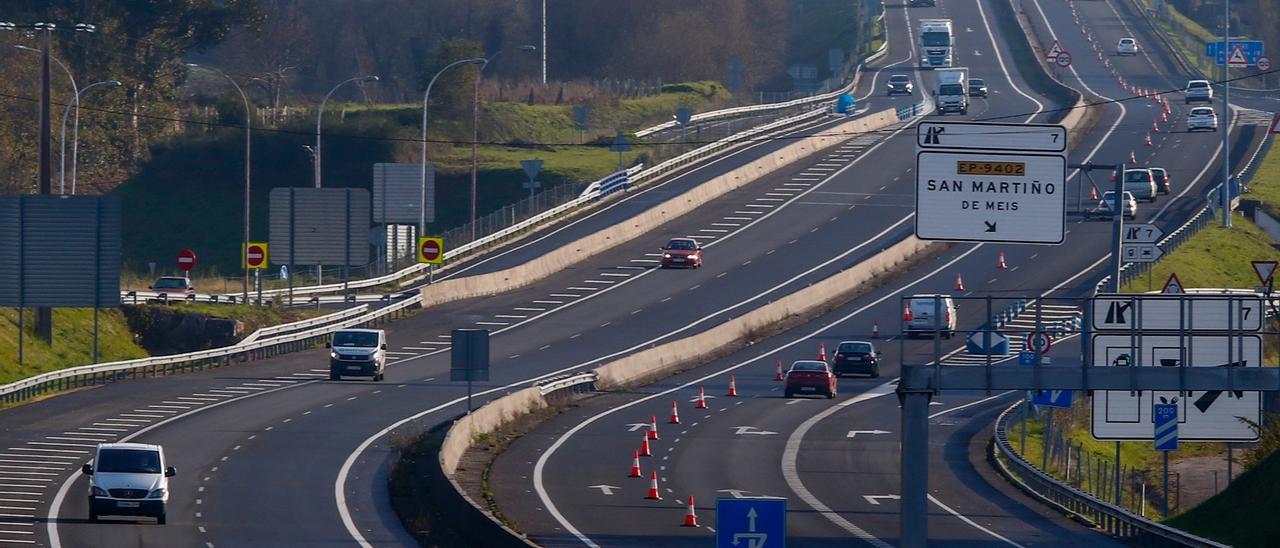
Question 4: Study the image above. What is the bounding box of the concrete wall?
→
[440,385,546,475]
[421,108,902,308]
[593,236,934,389]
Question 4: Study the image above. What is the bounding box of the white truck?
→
[935,67,968,115]
[919,19,954,68]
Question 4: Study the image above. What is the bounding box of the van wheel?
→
[374,372,384,382]
[870,366,880,378]
[330,372,340,381]
[784,391,794,399]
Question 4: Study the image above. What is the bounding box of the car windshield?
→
[153,278,186,289]
[921,32,950,47]
[1188,81,1208,89]
[1151,170,1167,181]
[940,84,964,95]
[838,342,873,354]
[1191,108,1213,116]
[666,239,696,250]
[890,76,909,83]
[96,449,161,474]
[1121,39,1134,45]
[969,79,984,85]
[333,331,379,347]
[791,362,827,372]
[1124,171,1150,183]
[1101,192,1128,203]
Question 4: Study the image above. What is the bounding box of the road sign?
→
[1161,272,1184,294]
[450,329,490,382]
[1032,389,1073,408]
[1045,39,1064,60]
[1122,223,1163,244]
[243,242,268,270]
[675,107,692,126]
[1206,39,1264,66]
[609,131,632,153]
[1055,51,1072,68]
[914,151,1066,244]
[966,326,1009,355]
[177,249,196,271]
[1252,260,1278,285]
[1092,294,1262,332]
[1018,351,1037,366]
[716,498,785,548]
[917,121,1067,152]
[1026,331,1053,354]
[1120,243,1163,263]
[417,237,444,264]
[1091,334,1261,441]
[1227,45,1249,68]
[1153,402,1178,451]
[572,106,591,131]
[1258,55,1273,71]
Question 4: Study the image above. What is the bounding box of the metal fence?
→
[993,402,1227,547]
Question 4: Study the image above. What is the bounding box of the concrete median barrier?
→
[440,386,545,476]
[593,236,934,389]
[420,108,902,308]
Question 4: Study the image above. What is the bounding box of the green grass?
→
[1121,218,1280,293]
[0,308,148,384]
[1245,141,1280,212]
[1166,447,1280,546]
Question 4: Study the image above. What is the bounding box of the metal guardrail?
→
[580,169,632,201]
[992,402,1226,547]
[239,304,370,345]
[535,372,598,396]
[0,294,422,405]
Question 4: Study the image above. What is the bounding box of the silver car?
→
[1187,106,1218,132]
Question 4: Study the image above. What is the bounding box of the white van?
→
[905,294,958,338]
[83,443,175,524]
[328,328,388,381]
[1123,169,1158,202]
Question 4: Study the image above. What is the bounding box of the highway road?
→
[0,4,939,548]
[496,0,1273,546]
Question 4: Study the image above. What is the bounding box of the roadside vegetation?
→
[0,308,147,385]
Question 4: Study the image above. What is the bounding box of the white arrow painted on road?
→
[625,423,649,432]
[863,494,901,505]
[589,485,621,496]
[733,426,778,435]
[688,395,717,403]
[846,429,892,439]
[717,489,754,499]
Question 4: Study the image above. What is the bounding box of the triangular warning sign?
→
[1227,45,1248,67]
[1162,273,1185,294]
[1045,40,1064,60]
[1252,260,1279,284]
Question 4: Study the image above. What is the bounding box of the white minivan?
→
[83,443,175,524]
[905,294,958,338]
[328,328,388,381]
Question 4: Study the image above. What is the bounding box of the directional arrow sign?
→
[588,485,620,496]
[846,429,892,438]
[625,423,650,432]
[732,426,778,435]
[863,494,901,505]
[1122,223,1163,244]
[1121,243,1163,263]
[1192,362,1248,413]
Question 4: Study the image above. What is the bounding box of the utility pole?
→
[541,0,548,84]
[1220,0,1232,227]
[36,24,53,343]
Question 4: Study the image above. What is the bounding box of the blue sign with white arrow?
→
[1032,389,1073,408]
[717,498,785,548]
[1154,402,1178,451]
[1206,40,1264,65]
[966,325,1009,355]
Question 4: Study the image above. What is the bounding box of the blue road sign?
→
[717,498,785,548]
[1205,40,1264,65]
[1018,351,1038,366]
[966,325,1009,355]
[1032,389,1073,408]
[1154,403,1179,451]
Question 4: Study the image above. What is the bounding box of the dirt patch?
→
[1168,454,1243,512]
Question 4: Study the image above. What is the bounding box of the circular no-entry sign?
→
[245,243,268,269]
[418,237,444,264]
[176,249,197,271]
[1026,331,1054,354]
[1258,56,1273,72]
[1055,51,1073,68]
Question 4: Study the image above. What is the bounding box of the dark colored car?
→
[784,360,837,399]
[148,276,194,303]
[886,75,914,96]
[968,78,988,98]
[1150,167,1170,194]
[831,341,881,377]
[660,238,703,268]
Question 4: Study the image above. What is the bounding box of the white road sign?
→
[1092,294,1263,332]
[1122,223,1163,244]
[1121,243,1163,263]
[1091,334,1261,441]
[915,151,1066,243]
[917,122,1067,152]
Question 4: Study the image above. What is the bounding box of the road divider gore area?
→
[428,236,935,542]
[419,109,901,308]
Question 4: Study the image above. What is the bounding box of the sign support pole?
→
[899,388,930,548]
[1109,163,1127,292]
[1221,0,1232,228]
[1042,409,1053,471]
[1115,442,1122,505]
[1163,451,1170,517]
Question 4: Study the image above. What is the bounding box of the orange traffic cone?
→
[818,343,827,361]
[872,321,880,339]
[669,401,680,424]
[954,273,965,291]
[696,386,708,408]
[648,416,659,440]
[727,375,739,397]
[1152,120,1160,133]
[1144,132,1153,146]
[639,435,652,457]
[1161,111,1168,123]
[903,303,913,322]
[645,471,662,500]
[681,495,700,527]
[1090,185,1099,201]
[1130,150,1137,163]
[629,450,643,477]
[774,361,784,381]
[997,251,1008,269]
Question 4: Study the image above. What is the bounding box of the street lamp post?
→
[468,46,536,241]
[69,80,121,194]
[314,75,378,285]
[189,64,252,303]
[422,58,485,237]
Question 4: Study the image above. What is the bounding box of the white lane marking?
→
[513,307,546,311]
[533,300,564,304]
[929,494,1023,547]
[974,0,1043,122]
[494,314,528,319]
[475,321,509,326]
[549,293,580,298]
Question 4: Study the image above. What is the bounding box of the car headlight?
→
[663,253,671,259]
[91,486,108,497]
[330,351,339,359]
[148,488,166,499]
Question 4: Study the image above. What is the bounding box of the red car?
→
[660,238,703,268]
[784,360,837,399]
